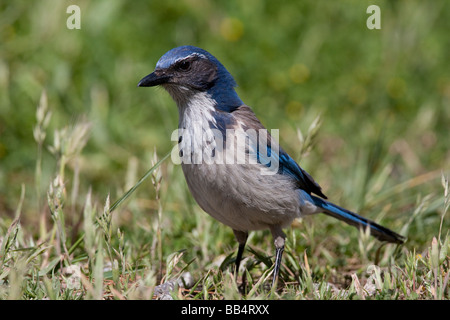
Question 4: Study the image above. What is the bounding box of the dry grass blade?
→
[109,151,171,213]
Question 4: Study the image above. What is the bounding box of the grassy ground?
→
[0,1,449,300]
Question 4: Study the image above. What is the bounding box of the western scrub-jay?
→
[138,45,405,287]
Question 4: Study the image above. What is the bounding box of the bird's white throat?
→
[171,90,218,165]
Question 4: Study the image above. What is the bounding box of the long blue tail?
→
[309,194,405,244]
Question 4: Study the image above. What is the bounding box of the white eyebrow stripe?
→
[174,53,207,64]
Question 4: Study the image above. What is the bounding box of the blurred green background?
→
[0,0,449,239]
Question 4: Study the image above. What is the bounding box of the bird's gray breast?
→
[177,103,301,231]
[181,161,301,231]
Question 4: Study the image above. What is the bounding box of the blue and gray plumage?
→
[138,45,405,287]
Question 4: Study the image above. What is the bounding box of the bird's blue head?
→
[138,46,243,112]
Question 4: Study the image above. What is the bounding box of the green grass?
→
[0,0,449,300]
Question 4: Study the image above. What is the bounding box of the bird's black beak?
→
[137,71,170,87]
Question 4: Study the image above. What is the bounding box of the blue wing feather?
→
[217,105,327,198]
[257,143,327,199]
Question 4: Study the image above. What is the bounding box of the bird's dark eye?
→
[178,60,191,71]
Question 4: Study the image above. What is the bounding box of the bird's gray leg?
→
[270,226,286,288]
[233,230,248,274]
